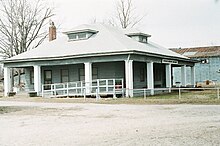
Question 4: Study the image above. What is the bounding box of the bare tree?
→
[0,0,54,58]
[0,0,54,91]
[111,0,145,28]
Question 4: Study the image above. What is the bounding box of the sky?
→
[47,0,220,48]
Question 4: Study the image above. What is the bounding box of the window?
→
[68,33,77,40]
[79,68,85,81]
[30,69,34,84]
[139,36,147,43]
[78,33,86,39]
[44,70,52,90]
[61,69,69,83]
[93,67,98,80]
[142,37,147,43]
[140,68,145,82]
[67,32,94,41]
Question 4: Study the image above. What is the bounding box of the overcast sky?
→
[47,0,220,48]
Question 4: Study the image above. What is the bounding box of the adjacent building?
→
[171,46,220,85]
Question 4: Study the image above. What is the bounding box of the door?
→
[44,70,52,89]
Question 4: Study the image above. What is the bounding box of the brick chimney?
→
[49,21,56,41]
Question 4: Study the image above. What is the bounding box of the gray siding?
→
[23,61,169,91]
[93,62,124,79]
[173,67,191,85]
[133,62,147,88]
[42,64,83,83]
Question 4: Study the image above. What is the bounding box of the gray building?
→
[3,23,195,97]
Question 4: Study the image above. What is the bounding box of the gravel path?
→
[0,101,220,146]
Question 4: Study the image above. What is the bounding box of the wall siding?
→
[173,56,220,85]
[23,61,169,91]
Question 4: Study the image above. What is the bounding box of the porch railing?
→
[41,78,124,98]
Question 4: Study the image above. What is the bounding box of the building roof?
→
[171,46,220,58]
[6,24,188,62]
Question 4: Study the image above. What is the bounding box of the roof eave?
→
[3,50,195,64]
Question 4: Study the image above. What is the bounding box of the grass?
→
[0,106,24,114]
[0,90,220,105]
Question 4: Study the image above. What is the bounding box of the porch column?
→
[181,65,187,87]
[84,62,92,94]
[34,65,41,96]
[191,66,195,87]
[4,67,10,97]
[125,60,133,97]
[147,62,154,95]
[166,64,172,92]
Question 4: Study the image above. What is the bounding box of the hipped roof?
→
[6,24,188,62]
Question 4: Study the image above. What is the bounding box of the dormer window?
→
[64,29,98,41]
[126,33,151,44]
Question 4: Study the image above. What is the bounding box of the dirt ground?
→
[0,101,220,146]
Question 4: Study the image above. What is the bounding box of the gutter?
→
[3,50,196,64]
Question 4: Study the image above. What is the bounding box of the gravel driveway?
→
[0,101,220,146]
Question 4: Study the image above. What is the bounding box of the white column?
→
[166,64,172,92]
[4,67,10,97]
[147,62,154,95]
[191,66,195,87]
[84,62,92,94]
[34,65,41,96]
[181,65,187,87]
[125,60,133,97]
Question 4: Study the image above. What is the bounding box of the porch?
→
[3,55,196,98]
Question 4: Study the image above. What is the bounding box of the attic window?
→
[67,32,88,40]
[64,29,98,41]
[126,33,151,44]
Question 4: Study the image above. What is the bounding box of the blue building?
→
[171,46,220,86]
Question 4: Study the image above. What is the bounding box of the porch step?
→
[14,91,29,98]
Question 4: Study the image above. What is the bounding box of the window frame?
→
[61,69,69,83]
[79,68,85,81]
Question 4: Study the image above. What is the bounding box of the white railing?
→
[41,78,124,98]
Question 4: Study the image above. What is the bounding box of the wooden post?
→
[217,88,219,99]
[179,87,181,99]
[67,83,69,97]
[50,84,53,96]
[106,79,108,92]
[84,88,86,101]
[144,89,146,100]
[42,85,44,97]
[54,85,56,97]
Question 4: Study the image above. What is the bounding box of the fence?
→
[41,78,124,98]
[42,80,220,100]
[176,87,220,99]
[131,87,220,100]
